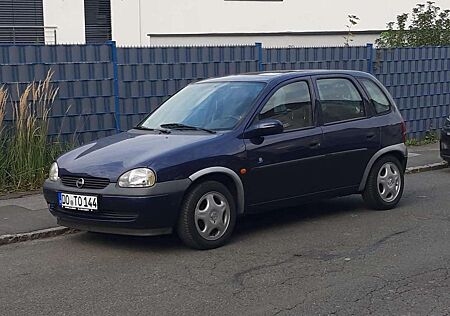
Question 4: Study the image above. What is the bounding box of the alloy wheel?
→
[194,191,231,241]
[377,162,402,203]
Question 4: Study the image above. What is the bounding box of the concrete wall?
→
[43,0,85,44]
[43,0,450,46]
[111,0,141,46]
[115,0,450,46]
[134,0,416,33]
[147,33,381,47]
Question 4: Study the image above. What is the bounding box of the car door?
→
[243,78,324,207]
[312,75,381,191]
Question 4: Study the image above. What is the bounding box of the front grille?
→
[61,176,110,189]
[52,206,138,222]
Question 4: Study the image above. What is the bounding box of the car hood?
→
[57,130,218,181]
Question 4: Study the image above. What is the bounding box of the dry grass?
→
[0,86,6,131]
[0,86,8,186]
[0,71,67,192]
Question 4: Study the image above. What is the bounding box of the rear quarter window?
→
[360,78,391,114]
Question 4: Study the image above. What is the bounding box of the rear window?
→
[360,78,391,114]
[317,78,365,124]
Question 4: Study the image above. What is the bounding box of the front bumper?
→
[441,129,450,162]
[43,178,191,236]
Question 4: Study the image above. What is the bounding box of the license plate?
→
[58,192,98,211]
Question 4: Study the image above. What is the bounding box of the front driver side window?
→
[259,81,313,131]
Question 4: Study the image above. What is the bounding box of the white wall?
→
[43,0,85,44]
[111,0,141,46]
[147,33,380,47]
[43,0,450,46]
[112,0,450,46]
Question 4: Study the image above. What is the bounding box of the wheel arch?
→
[188,167,245,214]
[359,143,408,192]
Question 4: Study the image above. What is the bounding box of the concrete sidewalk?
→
[407,143,444,168]
[0,194,57,238]
[0,142,447,245]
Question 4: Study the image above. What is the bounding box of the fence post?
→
[255,42,263,71]
[366,43,374,74]
[107,40,121,133]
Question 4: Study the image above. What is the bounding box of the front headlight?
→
[48,162,59,181]
[118,168,156,188]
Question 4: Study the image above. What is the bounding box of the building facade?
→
[1,0,450,46]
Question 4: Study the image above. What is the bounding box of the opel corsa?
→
[44,70,408,249]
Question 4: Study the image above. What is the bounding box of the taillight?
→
[401,120,407,143]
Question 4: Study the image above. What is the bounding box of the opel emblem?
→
[76,178,85,189]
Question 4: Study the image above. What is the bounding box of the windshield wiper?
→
[160,123,216,134]
[134,126,171,134]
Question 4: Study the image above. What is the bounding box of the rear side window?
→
[259,81,313,131]
[316,78,365,124]
[360,78,391,114]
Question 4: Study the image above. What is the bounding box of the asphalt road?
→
[1,169,449,316]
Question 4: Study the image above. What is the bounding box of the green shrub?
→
[377,1,450,48]
[406,130,439,146]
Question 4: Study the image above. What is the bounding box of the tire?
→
[176,180,237,250]
[363,154,404,210]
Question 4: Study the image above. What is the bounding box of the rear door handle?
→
[366,133,376,139]
[309,141,321,149]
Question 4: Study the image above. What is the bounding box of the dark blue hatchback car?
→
[44,70,408,249]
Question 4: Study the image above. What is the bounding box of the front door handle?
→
[309,141,321,149]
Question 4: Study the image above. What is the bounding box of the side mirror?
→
[243,119,284,139]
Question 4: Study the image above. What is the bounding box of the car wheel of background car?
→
[177,180,236,250]
[363,155,404,210]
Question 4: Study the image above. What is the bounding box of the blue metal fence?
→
[1,43,449,141]
[259,44,450,139]
[374,46,450,138]
[0,43,117,143]
[116,45,259,129]
[262,45,371,72]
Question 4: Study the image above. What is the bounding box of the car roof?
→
[199,70,373,84]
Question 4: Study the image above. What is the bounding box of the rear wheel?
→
[363,155,404,210]
[177,181,236,250]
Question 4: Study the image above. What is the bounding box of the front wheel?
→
[177,181,236,250]
[363,155,404,210]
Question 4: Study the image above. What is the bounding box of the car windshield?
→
[139,82,265,131]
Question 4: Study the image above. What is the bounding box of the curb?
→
[406,161,448,174]
[0,227,78,247]
[0,189,42,201]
